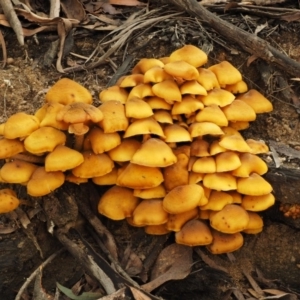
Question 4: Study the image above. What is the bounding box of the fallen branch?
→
[168,0,300,77]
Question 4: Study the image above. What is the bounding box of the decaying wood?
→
[168,0,300,77]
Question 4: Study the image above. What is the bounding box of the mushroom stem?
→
[11,153,45,164]
[74,134,84,151]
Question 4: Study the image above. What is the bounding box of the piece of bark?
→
[168,0,300,77]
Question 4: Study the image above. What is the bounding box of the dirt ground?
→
[1,1,300,299]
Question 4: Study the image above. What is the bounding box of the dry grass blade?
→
[0,30,7,68]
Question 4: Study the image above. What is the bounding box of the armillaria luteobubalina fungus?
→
[0,45,276,254]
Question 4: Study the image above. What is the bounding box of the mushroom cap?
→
[119,74,144,87]
[195,104,228,127]
[171,95,204,115]
[143,66,173,83]
[65,174,88,185]
[243,211,263,234]
[27,167,65,196]
[200,191,233,211]
[209,140,227,156]
[222,100,256,122]
[229,121,250,131]
[215,151,241,172]
[98,186,139,220]
[132,199,169,226]
[0,189,20,213]
[232,153,268,177]
[166,207,199,232]
[163,184,204,214]
[24,127,66,154]
[203,172,237,191]
[219,134,251,153]
[192,157,216,173]
[246,139,269,154]
[188,171,204,184]
[144,224,171,235]
[127,83,155,100]
[175,219,213,246]
[125,98,153,119]
[237,89,273,113]
[208,61,242,86]
[131,138,177,167]
[164,124,192,143]
[0,160,38,183]
[107,138,141,162]
[241,193,275,211]
[45,78,92,105]
[99,86,128,104]
[153,110,173,124]
[190,139,210,157]
[180,80,207,96]
[189,122,224,138]
[152,79,182,103]
[132,58,164,74]
[85,127,121,154]
[45,145,84,172]
[207,230,244,254]
[124,117,165,138]
[72,151,114,178]
[116,163,164,189]
[92,167,118,186]
[0,138,25,159]
[164,61,199,81]
[237,173,273,196]
[196,68,220,90]
[200,88,235,107]
[133,184,166,199]
[3,113,40,139]
[210,204,249,233]
[98,100,129,133]
[224,80,248,94]
[146,96,172,110]
[169,44,208,68]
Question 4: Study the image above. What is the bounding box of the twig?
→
[15,248,65,300]
[0,30,7,68]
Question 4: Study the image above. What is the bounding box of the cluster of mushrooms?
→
[0,45,275,254]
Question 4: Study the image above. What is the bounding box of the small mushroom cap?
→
[164,61,199,81]
[144,224,171,235]
[219,134,251,153]
[237,173,272,196]
[152,79,182,103]
[208,61,242,86]
[195,104,228,127]
[124,117,165,138]
[169,45,208,68]
[65,173,88,185]
[125,98,153,119]
[207,230,244,254]
[131,138,177,167]
[232,153,268,177]
[133,184,166,199]
[143,66,173,83]
[45,78,92,105]
[119,74,144,87]
[153,110,173,124]
[99,86,128,104]
[200,88,235,107]
[27,167,65,196]
[237,89,273,113]
[85,127,121,154]
[246,139,269,154]
[132,58,164,74]
[210,204,249,234]
[180,80,207,96]
[241,193,275,211]
[117,163,164,189]
[4,113,40,139]
[92,167,118,186]
[0,138,25,159]
[192,157,216,173]
[108,138,141,162]
[163,184,204,214]
[98,101,129,133]
[171,95,204,115]
[215,151,242,172]
[175,219,213,246]
[132,199,169,226]
[0,189,20,213]
[164,124,191,143]
[190,139,210,157]
[229,121,250,131]
[196,68,220,90]
[146,96,172,110]
[222,100,256,122]
[127,83,155,100]
[243,212,263,234]
[0,160,38,183]
[72,151,114,178]
[45,145,84,172]
[189,122,224,138]
[166,207,199,232]
[24,127,66,154]
[188,171,204,184]
[224,80,248,94]
[203,173,237,191]
[200,191,233,211]
[209,140,226,156]
[98,186,139,220]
